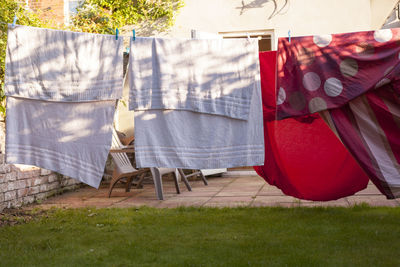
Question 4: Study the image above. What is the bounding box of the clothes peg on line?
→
[115,28,119,40]
[288,30,291,43]
[12,15,17,27]
[132,29,136,41]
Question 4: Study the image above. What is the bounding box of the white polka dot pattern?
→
[277,87,286,105]
[309,97,328,113]
[303,72,321,91]
[313,35,332,47]
[374,29,393,43]
[276,27,400,119]
[340,58,358,77]
[324,78,343,97]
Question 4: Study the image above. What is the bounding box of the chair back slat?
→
[111,128,133,168]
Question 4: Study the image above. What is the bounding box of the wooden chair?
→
[108,129,148,197]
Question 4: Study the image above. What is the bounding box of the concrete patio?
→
[33,173,400,209]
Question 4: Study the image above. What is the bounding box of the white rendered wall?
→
[117,0,397,136]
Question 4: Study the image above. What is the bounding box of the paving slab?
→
[203,196,254,207]
[34,175,400,209]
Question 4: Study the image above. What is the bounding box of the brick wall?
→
[28,0,65,25]
[0,121,81,212]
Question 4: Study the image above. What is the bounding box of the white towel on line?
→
[128,37,259,120]
[5,25,123,101]
[6,97,116,188]
[4,25,123,188]
[132,71,265,169]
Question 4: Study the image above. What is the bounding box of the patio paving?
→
[35,174,400,209]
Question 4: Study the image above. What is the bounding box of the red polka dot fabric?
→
[275,28,400,199]
[254,51,369,201]
[276,28,400,120]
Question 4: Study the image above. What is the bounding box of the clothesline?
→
[3,24,400,201]
[4,24,264,189]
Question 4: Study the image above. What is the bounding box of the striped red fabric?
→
[328,85,400,198]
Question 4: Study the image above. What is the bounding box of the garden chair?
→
[177,169,208,186]
[108,128,148,197]
[150,168,189,200]
[109,129,192,200]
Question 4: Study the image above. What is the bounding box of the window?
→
[64,0,83,25]
[68,0,82,15]
[219,30,275,51]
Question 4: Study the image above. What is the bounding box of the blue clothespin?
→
[12,15,17,27]
[132,29,136,41]
[288,30,291,43]
[115,28,119,40]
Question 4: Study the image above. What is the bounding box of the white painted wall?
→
[117,0,397,135]
[165,0,374,40]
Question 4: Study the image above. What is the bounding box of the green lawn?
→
[0,205,399,266]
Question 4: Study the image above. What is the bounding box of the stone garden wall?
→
[0,121,81,211]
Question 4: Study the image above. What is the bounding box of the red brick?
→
[7,181,15,191]
[29,186,40,195]
[4,191,16,201]
[17,188,29,198]
[16,180,27,189]
[5,172,16,181]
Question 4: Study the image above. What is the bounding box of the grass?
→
[0,205,400,266]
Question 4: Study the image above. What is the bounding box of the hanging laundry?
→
[127,37,264,169]
[276,28,400,198]
[254,51,369,201]
[128,37,259,120]
[323,86,400,198]
[4,25,123,188]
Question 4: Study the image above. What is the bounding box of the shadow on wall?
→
[236,0,290,19]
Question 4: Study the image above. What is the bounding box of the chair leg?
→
[108,169,121,198]
[125,175,133,192]
[199,171,208,186]
[133,172,147,189]
[150,168,164,200]
[172,172,181,194]
[178,169,192,191]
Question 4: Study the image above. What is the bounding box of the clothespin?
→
[246,32,250,40]
[288,30,291,43]
[115,28,119,40]
[132,29,136,41]
[12,15,17,27]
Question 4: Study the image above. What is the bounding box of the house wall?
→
[371,0,399,29]
[165,0,375,41]
[382,2,400,29]
[28,0,65,25]
[116,0,397,136]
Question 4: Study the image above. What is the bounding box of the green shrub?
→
[69,0,184,34]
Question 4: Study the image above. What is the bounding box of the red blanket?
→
[254,51,369,201]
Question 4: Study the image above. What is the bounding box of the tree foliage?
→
[70,0,184,34]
